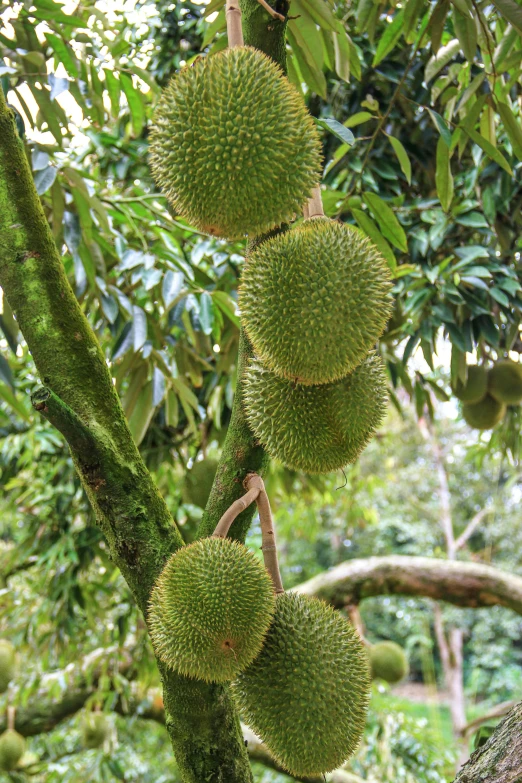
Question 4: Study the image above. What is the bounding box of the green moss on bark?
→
[239,0,289,70]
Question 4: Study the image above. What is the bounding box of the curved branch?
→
[295,556,522,615]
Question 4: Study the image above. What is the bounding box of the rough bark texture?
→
[239,0,289,69]
[453,703,522,783]
[295,556,522,614]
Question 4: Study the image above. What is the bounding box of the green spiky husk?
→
[369,641,409,684]
[243,354,388,474]
[240,219,392,384]
[181,458,219,509]
[0,730,26,771]
[488,360,522,405]
[0,641,15,694]
[149,47,322,240]
[452,365,488,404]
[233,593,370,776]
[462,394,506,430]
[148,537,276,683]
[81,713,108,749]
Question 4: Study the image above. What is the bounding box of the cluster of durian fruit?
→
[453,359,522,430]
[148,36,396,777]
[150,45,392,476]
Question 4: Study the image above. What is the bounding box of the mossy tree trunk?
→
[0,2,288,781]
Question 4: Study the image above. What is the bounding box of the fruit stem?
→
[227,0,244,47]
[212,486,262,538]
[7,706,15,731]
[245,474,285,594]
[305,185,324,219]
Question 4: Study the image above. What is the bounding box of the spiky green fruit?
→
[240,219,392,385]
[0,640,15,694]
[243,354,388,474]
[81,713,108,749]
[148,537,276,682]
[462,394,506,430]
[488,360,522,405]
[149,47,322,239]
[452,365,488,404]
[181,458,218,509]
[370,641,409,684]
[233,593,370,777]
[0,730,26,771]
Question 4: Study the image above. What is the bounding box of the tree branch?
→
[296,556,522,615]
[461,700,518,738]
[453,702,522,783]
[455,508,491,552]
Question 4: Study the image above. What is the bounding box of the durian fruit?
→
[462,394,506,430]
[148,537,276,682]
[149,47,322,239]
[181,457,218,509]
[0,640,15,694]
[233,593,370,777]
[488,360,522,405]
[452,365,488,404]
[243,354,388,474]
[81,712,108,749]
[239,219,392,385]
[369,641,409,684]
[0,729,26,771]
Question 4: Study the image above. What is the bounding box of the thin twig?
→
[212,487,261,538]
[7,706,15,731]
[255,0,285,22]
[305,185,325,219]
[455,508,491,551]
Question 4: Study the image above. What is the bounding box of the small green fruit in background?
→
[148,537,275,682]
[233,593,370,777]
[488,360,522,405]
[0,729,26,771]
[81,713,108,749]
[239,219,392,385]
[149,47,322,239]
[181,458,218,509]
[0,640,15,694]
[243,354,388,474]
[369,641,409,684]
[462,394,506,430]
[452,365,488,404]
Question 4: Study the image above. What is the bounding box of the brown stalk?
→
[255,0,286,22]
[212,486,262,538]
[305,185,325,219]
[226,0,244,48]
[7,705,15,731]
[245,474,285,594]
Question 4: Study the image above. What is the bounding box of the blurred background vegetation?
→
[1,0,522,780]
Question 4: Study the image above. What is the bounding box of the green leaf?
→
[34,166,57,195]
[288,14,327,97]
[404,0,425,42]
[461,126,513,174]
[0,355,13,388]
[103,69,120,117]
[212,291,240,326]
[490,0,522,34]
[362,193,408,252]
[490,287,510,307]
[452,6,477,62]
[201,8,226,47]
[496,100,522,160]
[351,209,397,272]
[119,73,145,136]
[128,381,155,446]
[425,38,461,82]
[435,136,454,212]
[300,0,338,31]
[372,10,405,66]
[344,111,374,127]
[199,292,214,336]
[386,135,412,184]
[332,21,351,82]
[316,117,355,146]
[430,0,451,53]
[0,383,31,422]
[427,109,452,147]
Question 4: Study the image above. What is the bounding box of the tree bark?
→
[296,555,522,614]
[452,702,522,783]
